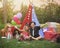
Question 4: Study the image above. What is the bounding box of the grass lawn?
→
[0,38,60,48]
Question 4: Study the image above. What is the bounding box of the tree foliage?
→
[35,3,60,23]
[0,2,60,24]
[0,0,13,24]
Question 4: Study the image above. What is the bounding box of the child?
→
[16,24,30,41]
[1,24,9,37]
[1,23,12,38]
[15,30,20,39]
[5,24,13,39]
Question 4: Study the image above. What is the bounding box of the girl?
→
[16,24,30,41]
[6,26,13,39]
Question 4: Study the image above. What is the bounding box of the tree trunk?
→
[2,0,7,24]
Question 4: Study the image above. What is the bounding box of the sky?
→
[0,2,2,8]
[13,0,48,11]
[0,0,60,11]
[13,0,60,11]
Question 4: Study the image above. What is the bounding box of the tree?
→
[7,0,13,23]
[21,4,28,21]
[2,0,13,23]
[3,0,7,24]
[34,2,60,23]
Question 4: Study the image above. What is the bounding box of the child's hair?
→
[25,23,29,27]
[23,23,29,32]
[29,22,36,26]
[1,23,12,36]
[4,23,11,32]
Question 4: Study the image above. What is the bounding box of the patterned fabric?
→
[20,31,29,40]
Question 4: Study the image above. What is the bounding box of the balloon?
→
[16,20,21,24]
[13,17,18,21]
[11,20,17,25]
[13,17,21,24]
[12,12,22,25]
[16,13,22,19]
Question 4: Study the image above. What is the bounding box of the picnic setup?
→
[0,0,60,48]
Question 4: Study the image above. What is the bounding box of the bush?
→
[0,24,5,30]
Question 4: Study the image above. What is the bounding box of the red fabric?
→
[21,31,29,37]
[48,27,55,32]
[11,26,15,34]
[44,27,55,40]
[44,32,56,40]
[20,31,29,40]
[44,27,56,40]
[20,4,32,29]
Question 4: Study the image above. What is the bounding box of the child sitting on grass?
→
[6,26,13,39]
[1,23,12,39]
[5,24,13,39]
[15,24,31,41]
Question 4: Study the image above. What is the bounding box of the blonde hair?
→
[1,23,12,36]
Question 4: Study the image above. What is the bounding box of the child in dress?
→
[20,25,30,40]
[1,24,10,37]
[1,23,13,39]
[16,24,30,41]
[5,24,13,39]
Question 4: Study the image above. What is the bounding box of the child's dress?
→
[6,27,12,39]
[19,31,29,40]
[6,32,12,39]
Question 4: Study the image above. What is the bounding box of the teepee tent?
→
[32,5,40,26]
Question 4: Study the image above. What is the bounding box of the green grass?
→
[0,39,60,48]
